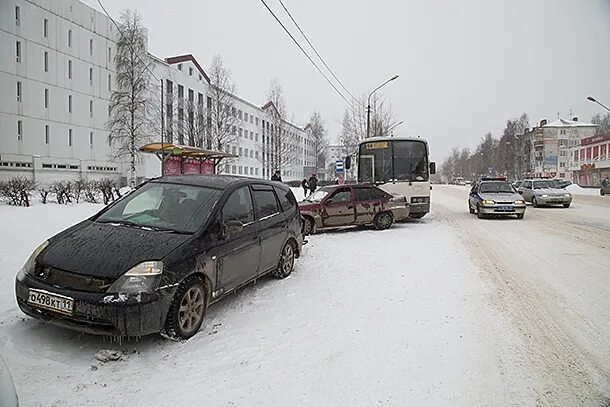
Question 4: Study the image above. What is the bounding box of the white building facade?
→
[1,0,314,185]
[0,0,123,184]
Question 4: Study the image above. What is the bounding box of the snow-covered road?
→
[0,187,609,406]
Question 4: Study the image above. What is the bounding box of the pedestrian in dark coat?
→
[271,170,282,182]
[301,179,308,197]
[308,174,318,195]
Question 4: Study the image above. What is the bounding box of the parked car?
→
[518,179,572,208]
[15,175,303,340]
[468,177,526,219]
[298,184,410,234]
[0,354,18,407]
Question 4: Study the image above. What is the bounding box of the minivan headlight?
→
[17,240,49,281]
[107,261,164,294]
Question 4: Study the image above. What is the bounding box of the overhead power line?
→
[259,0,354,109]
[277,0,356,102]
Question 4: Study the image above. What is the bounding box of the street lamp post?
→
[388,120,404,135]
[367,75,399,138]
[587,96,610,114]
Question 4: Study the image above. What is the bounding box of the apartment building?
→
[0,0,314,184]
[0,0,123,184]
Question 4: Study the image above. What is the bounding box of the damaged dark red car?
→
[15,175,303,340]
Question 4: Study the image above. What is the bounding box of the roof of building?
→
[543,118,597,128]
[164,54,210,84]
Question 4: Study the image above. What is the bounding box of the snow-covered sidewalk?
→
[0,200,537,406]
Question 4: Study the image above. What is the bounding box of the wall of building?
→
[0,0,123,185]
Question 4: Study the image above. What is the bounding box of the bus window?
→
[359,156,374,183]
[393,141,428,182]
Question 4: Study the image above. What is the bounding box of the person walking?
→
[301,178,308,197]
[271,170,282,182]
[307,173,318,195]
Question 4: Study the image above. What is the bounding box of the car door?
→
[216,186,260,292]
[321,188,355,227]
[520,180,533,202]
[353,187,380,224]
[251,185,287,275]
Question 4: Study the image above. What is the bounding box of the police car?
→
[468,176,526,219]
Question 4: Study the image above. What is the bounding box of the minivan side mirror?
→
[429,162,436,175]
[345,156,351,170]
[221,220,243,239]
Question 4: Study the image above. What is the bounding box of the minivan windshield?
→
[96,182,222,233]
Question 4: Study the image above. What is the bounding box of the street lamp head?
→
[391,75,399,81]
[587,96,597,102]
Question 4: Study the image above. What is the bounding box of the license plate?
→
[497,206,513,212]
[28,289,74,315]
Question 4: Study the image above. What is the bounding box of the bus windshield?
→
[358,140,429,183]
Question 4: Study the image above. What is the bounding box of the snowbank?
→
[566,184,601,196]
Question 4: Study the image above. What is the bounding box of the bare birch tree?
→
[341,93,396,142]
[207,55,241,152]
[262,79,297,177]
[107,10,152,187]
[306,111,329,170]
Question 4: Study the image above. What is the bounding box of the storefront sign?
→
[201,161,215,175]
[581,133,610,146]
[183,159,201,175]
[163,155,182,176]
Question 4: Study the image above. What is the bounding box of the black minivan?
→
[15,175,303,340]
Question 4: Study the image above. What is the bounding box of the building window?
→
[255,151,259,159]
[199,74,202,81]
[108,47,112,63]
[90,132,94,149]
[244,112,248,122]
[68,95,72,113]
[239,147,243,156]
[16,41,21,62]
[207,97,212,109]
[238,110,243,119]
[250,150,254,158]
[250,131,253,140]
[68,60,72,79]
[44,51,49,72]
[178,85,184,99]
[178,63,182,71]
[44,89,49,108]
[89,39,93,55]
[244,148,249,157]
[45,125,50,144]
[17,81,22,102]
[232,165,236,174]
[15,6,20,26]
[89,68,93,85]
[68,30,72,47]
[250,167,254,176]
[238,166,243,175]
[68,129,73,146]
[238,128,242,138]
[255,133,259,142]
[255,168,259,176]
[256,117,260,126]
[198,93,203,106]
[43,19,48,37]
[108,74,112,91]
[17,120,23,141]
[89,100,93,117]
[188,89,194,102]
[189,67,193,76]
[232,146,237,155]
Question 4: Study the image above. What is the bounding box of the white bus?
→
[350,136,436,219]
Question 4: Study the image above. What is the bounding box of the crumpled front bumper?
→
[15,274,176,337]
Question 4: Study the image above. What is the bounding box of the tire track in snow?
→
[431,188,610,406]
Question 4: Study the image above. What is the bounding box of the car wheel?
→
[563,203,570,208]
[469,203,475,214]
[373,212,394,230]
[516,213,524,219]
[302,217,314,235]
[476,204,484,219]
[271,241,295,279]
[163,275,206,340]
[532,197,539,208]
[601,190,605,196]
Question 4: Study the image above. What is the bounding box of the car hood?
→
[479,192,523,202]
[532,188,568,195]
[39,220,191,279]
[298,201,321,211]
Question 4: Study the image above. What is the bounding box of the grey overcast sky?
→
[82,0,610,162]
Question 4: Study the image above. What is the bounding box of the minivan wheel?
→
[373,212,393,230]
[271,241,295,279]
[163,275,206,340]
[532,197,539,208]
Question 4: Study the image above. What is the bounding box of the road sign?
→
[335,160,344,174]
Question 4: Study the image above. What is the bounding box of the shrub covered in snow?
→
[0,177,37,207]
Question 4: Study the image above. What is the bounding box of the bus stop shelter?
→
[139,143,236,176]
